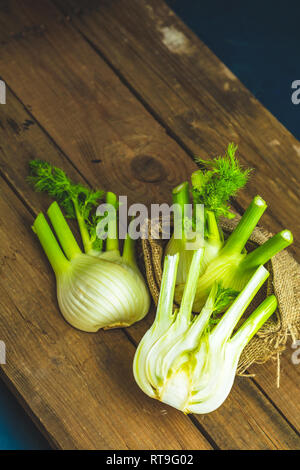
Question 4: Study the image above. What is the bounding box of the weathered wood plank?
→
[54,0,300,436]
[129,310,300,449]
[52,0,300,437]
[197,374,300,450]
[250,346,300,433]
[0,0,195,208]
[0,32,297,448]
[53,0,300,261]
[0,176,212,450]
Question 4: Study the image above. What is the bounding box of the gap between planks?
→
[0,0,298,448]
[50,0,247,219]
[0,98,296,446]
[0,138,218,449]
[49,0,300,262]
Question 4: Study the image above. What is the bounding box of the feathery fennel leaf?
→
[28,160,105,250]
[209,283,239,326]
[193,143,252,219]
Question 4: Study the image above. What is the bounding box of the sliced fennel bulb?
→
[33,202,150,332]
[133,249,277,414]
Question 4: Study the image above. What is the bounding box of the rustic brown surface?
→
[54,0,300,261]
[0,176,213,450]
[0,0,299,450]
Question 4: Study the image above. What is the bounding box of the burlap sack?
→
[141,216,300,378]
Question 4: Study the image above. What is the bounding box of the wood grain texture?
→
[0,177,212,450]
[52,0,300,439]
[250,347,300,433]
[53,0,300,262]
[128,310,300,450]
[0,69,299,452]
[0,0,299,449]
[0,0,194,207]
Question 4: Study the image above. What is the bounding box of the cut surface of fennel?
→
[133,249,277,414]
[33,201,150,332]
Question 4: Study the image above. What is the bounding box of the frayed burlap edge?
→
[141,216,300,381]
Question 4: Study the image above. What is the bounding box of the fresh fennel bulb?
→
[165,143,251,285]
[165,145,292,313]
[133,249,277,414]
[175,195,293,311]
[33,202,150,332]
[165,207,223,284]
[29,160,150,332]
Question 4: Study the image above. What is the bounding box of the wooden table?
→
[0,0,299,450]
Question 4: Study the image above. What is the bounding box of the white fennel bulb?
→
[33,202,150,332]
[57,252,149,332]
[28,161,150,332]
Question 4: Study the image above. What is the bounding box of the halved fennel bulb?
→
[133,249,277,414]
[33,202,150,332]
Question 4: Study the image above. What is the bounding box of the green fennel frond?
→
[85,213,104,251]
[192,143,252,219]
[213,283,239,314]
[207,282,239,328]
[28,160,105,250]
[28,159,76,217]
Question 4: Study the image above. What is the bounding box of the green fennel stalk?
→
[165,144,293,312]
[175,195,293,311]
[29,161,150,332]
[28,160,105,253]
[165,143,251,284]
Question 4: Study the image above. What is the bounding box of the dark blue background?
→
[1,0,299,450]
[0,379,50,449]
[166,0,300,140]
